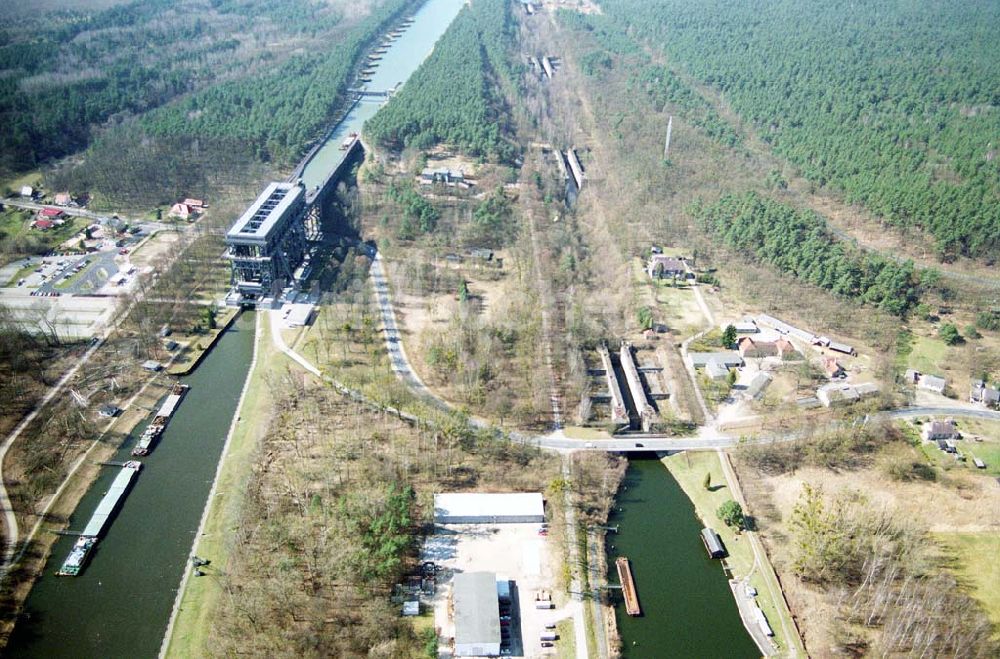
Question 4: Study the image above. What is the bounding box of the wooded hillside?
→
[599,0,1000,260]
[364,0,518,161]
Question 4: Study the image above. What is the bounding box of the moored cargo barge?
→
[56,461,143,576]
[132,383,188,456]
[617,556,642,616]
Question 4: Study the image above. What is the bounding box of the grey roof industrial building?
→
[453,572,501,657]
[433,492,545,525]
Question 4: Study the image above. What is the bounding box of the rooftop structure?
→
[922,419,959,441]
[453,572,501,657]
[688,351,743,369]
[226,182,308,301]
[744,371,772,399]
[648,255,686,279]
[918,374,947,394]
[816,382,878,407]
[705,358,730,380]
[433,492,544,524]
[701,527,727,559]
[970,380,1000,408]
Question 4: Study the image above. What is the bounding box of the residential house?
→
[32,218,55,230]
[20,185,33,198]
[822,357,845,378]
[182,198,206,210]
[970,380,1000,408]
[169,203,195,219]
[774,338,798,359]
[922,419,959,441]
[738,337,778,359]
[918,374,947,394]
[648,254,686,279]
[39,207,64,220]
[54,192,73,206]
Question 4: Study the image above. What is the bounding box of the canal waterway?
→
[8,313,255,658]
[300,0,467,191]
[9,2,471,655]
[608,457,758,658]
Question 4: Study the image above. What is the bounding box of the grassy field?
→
[555,618,576,659]
[935,532,1000,631]
[663,451,804,655]
[163,313,274,658]
[907,334,949,376]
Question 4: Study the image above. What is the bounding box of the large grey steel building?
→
[225,182,307,302]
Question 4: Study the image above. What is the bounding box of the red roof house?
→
[40,207,64,218]
[33,218,55,230]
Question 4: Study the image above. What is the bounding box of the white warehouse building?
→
[433,492,545,525]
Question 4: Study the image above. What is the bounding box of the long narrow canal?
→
[609,457,759,657]
[8,312,255,657]
[8,2,469,656]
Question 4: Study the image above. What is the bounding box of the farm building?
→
[688,351,743,370]
[705,358,730,381]
[816,382,878,407]
[433,492,545,525]
[453,572,502,657]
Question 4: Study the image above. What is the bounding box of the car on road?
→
[541,642,554,648]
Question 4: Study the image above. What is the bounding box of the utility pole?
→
[663,115,673,160]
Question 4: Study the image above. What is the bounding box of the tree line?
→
[364,0,518,161]
[689,191,927,316]
[595,0,1000,260]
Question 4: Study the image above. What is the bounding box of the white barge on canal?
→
[132,383,189,456]
[56,461,143,576]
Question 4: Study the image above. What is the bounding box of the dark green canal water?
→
[609,457,759,658]
[7,312,255,658]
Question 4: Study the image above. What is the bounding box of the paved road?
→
[369,252,450,412]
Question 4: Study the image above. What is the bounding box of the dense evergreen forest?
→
[558,11,740,150]
[690,192,927,316]
[364,0,517,161]
[597,0,1000,260]
[0,0,390,174]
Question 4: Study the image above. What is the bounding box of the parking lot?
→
[422,523,573,657]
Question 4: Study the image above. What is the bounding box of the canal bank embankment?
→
[0,347,188,649]
[6,312,256,658]
[159,311,263,657]
[607,456,759,658]
[165,307,240,376]
[662,450,805,656]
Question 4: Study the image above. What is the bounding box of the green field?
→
[935,533,1000,631]
[907,335,949,376]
